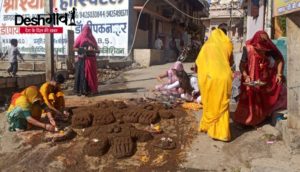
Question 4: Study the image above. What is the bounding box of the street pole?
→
[67,30,75,74]
[44,0,54,81]
[229,0,233,37]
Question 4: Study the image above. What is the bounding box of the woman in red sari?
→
[234,31,287,126]
[74,24,98,95]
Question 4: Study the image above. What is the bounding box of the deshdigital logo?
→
[15,7,77,34]
[15,7,77,26]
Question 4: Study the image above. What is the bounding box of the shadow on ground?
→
[98,87,145,95]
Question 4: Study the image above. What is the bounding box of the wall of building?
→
[287,12,300,129]
[203,1,244,40]
[131,0,173,50]
[245,0,265,40]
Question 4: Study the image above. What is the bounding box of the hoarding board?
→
[273,0,300,16]
[0,0,129,56]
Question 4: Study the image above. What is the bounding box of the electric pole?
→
[44,0,54,81]
[229,0,233,37]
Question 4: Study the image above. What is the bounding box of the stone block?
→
[0,61,9,70]
[24,75,33,86]
[17,77,26,89]
[288,115,300,130]
[134,49,163,67]
[41,74,46,82]
[0,61,47,71]
[34,62,46,71]
[281,120,300,154]
[24,75,43,86]
[261,124,282,140]
[0,78,6,89]
[287,14,300,133]
[6,77,17,88]
[19,63,34,71]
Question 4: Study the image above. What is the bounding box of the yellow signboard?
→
[273,0,300,16]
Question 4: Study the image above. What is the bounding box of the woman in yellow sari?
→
[196,26,233,141]
[6,86,56,132]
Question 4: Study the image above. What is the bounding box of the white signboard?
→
[0,0,129,56]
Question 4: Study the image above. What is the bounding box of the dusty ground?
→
[0,99,198,172]
[1,62,300,171]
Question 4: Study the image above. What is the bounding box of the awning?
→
[133,6,172,22]
[187,0,210,13]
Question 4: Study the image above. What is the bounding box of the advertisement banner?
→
[273,0,300,16]
[0,0,129,56]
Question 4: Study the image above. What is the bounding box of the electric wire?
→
[126,0,151,59]
[0,0,208,58]
[163,0,208,20]
[126,0,208,58]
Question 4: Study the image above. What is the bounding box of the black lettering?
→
[39,15,46,26]
[14,15,24,25]
[31,17,39,25]
[99,0,108,5]
[110,0,116,4]
[24,18,31,25]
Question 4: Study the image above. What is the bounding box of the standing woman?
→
[196,26,233,142]
[74,24,98,95]
[234,31,287,126]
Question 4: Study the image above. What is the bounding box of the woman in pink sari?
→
[74,24,98,95]
[155,61,184,95]
[234,31,287,126]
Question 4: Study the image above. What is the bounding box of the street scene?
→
[0,0,300,171]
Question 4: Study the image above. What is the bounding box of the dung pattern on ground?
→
[71,100,181,159]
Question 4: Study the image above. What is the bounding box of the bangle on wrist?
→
[277,73,282,77]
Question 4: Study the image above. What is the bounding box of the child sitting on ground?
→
[0,39,24,77]
[174,69,201,103]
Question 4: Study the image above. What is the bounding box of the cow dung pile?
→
[71,100,177,158]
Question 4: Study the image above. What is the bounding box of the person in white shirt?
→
[165,69,201,103]
[154,36,163,50]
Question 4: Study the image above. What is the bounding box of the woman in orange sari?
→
[234,31,287,126]
[196,27,233,141]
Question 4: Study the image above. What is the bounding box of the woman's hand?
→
[49,117,56,127]
[47,112,57,127]
[244,75,251,83]
[156,76,164,83]
[45,124,55,132]
[276,74,283,84]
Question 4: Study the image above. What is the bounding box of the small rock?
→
[261,124,282,140]
[240,167,251,172]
